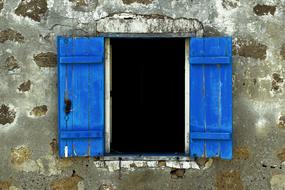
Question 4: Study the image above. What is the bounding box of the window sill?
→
[101,154,192,161]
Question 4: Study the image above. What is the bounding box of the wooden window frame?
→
[104,37,190,159]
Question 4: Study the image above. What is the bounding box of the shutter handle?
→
[64,99,72,114]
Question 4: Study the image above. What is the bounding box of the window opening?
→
[110,38,185,154]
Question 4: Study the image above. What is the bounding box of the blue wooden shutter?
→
[57,37,104,157]
[190,37,232,160]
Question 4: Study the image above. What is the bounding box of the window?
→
[110,38,185,154]
[57,36,232,160]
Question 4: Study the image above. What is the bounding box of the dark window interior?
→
[111,38,185,154]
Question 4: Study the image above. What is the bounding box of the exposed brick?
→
[10,146,32,165]
[204,26,223,37]
[234,147,250,160]
[271,174,285,190]
[273,73,284,83]
[280,44,285,60]
[30,105,48,117]
[170,169,185,179]
[0,29,24,43]
[0,104,16,125]
[69,0,87,6]
[195,158,213,169]
[57,159,73,168]
[50,138,58,155]
[233,39,267,60]
[216,171,244,190]
[195,157,208,167]
[122,0,153,5]
[222,0,239,9]
[34,52,57,67]
[277,148,285,162]
[0,0,4,11]
[99,184,115,190]
[15,0,47,22]
[271,73,283,93]
[18,80,31,92]
[5,56,20,73]
[50,175,83,190]
[278,116,285,129]
[158,160,166,167]
[0,181,11,190]
[253,4,276,16]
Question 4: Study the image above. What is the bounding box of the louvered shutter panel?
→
[190,37,232,160]
[58,37,104,157]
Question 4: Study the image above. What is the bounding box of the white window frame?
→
[104,37,190,159]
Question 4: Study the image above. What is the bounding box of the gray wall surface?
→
[1,0,285,189]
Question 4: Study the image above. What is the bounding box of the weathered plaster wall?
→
[1,0,285,189]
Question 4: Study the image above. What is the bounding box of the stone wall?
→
[1,0,285,189]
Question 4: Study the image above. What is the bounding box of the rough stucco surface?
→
[0,0,285,189]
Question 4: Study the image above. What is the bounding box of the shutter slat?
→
[58,47,68,157]
[190,61,205,158]
[191,132,231,140]
[205,65,220,157]
[190,37,232,160]
[89,61,104,156]
[60,130,103,139]
[66,65,74,156]
[190,57,230,64]
[72,64,90,156]
[60,56,104,64]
